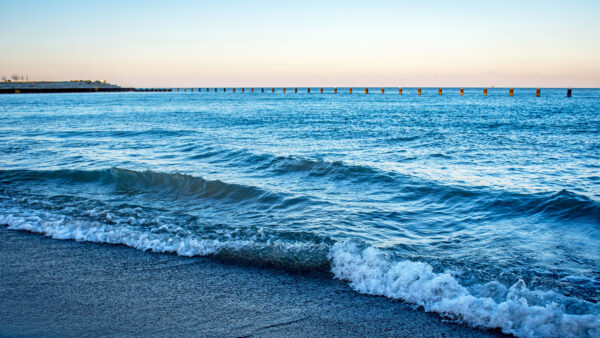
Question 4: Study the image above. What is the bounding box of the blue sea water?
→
[1,88,599,337]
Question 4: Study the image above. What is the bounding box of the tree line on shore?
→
[1,74,29,82]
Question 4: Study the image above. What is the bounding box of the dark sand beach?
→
[0,228,504,337]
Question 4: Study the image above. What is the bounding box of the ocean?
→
[1,88,599,337]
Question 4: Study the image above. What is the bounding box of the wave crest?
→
[0,168,288,206]
[0,212,330,271]
[329,241,600,337]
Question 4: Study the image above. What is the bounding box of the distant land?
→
[0,80,134,94]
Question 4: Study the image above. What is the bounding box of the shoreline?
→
[0,227,506,337]
[0,80,134,94]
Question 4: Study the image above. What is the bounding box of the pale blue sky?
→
[1,0,599,87]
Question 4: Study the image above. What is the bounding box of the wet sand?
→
[0,227,505,337]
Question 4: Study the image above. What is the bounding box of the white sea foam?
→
[328,241,600,337]
[0,213,225,256]
[0,211,327,269]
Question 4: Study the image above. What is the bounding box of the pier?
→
[1,83,582,97]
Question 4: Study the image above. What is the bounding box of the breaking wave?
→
[329,241,600,337]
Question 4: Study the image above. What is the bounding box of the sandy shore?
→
[0,227,505,337]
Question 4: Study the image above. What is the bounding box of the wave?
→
[254,156,397,183]
[329,241,600,337]
[0,168,290,207]
[483,189,600,224]
[0,212,330,271]
[179,147,600,221]
[184,147,398,183]
[20,129,197,139]
[2,166,599,225]
[239,153,600,222]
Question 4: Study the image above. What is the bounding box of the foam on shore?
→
[1,211,599,337]
[329,241,600,337]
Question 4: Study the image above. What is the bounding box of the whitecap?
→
[328,241,600,337]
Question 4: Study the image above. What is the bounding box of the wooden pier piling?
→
[8,84,576,98]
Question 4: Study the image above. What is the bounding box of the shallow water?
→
[1,88,599,337]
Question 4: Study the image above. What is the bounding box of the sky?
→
[1,0,599,87]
